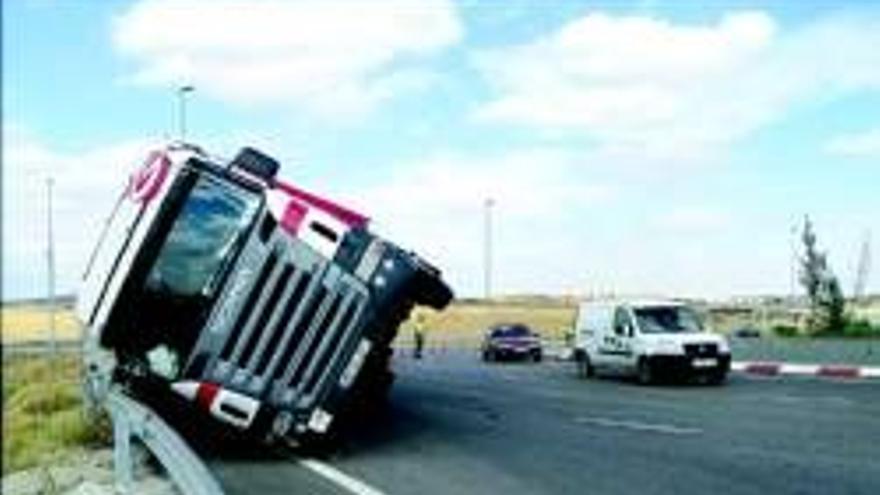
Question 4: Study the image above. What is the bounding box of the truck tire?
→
[410,256,453,310]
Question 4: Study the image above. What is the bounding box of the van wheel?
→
[707,371,727,386]
[577,352,595,379]
[637,358,654,385]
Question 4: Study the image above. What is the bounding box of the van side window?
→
[613,308,632,336]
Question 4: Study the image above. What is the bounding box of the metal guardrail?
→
[106,388,224,495]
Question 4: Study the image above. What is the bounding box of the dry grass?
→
[399,300,576,346]
[1,305,81,344]
[2,355,110,475]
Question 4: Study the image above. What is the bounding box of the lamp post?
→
[483,198,495,300]
[177,85,195,141]
[46,177,56,356]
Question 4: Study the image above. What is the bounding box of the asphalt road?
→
[207,350,880,495]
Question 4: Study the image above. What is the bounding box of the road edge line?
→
[299,458,387,495]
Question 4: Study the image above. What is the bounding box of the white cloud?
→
[328,149,615,296]
[474,11,880,155]
[2,125,157,299]
[825,127,880,157]
[113,0,461,119]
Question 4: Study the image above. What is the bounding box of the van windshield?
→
[634,306,703,334]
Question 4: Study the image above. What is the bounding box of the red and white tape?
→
[171,381,260,429]
[732,361,880,379]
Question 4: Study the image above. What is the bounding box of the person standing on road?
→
[413,313,427,359]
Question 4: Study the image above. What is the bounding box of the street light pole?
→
[46,177,56,356]
[483,198,495,300]
[790,220,800,307]
[177,85,195,141]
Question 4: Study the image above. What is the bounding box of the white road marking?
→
[299,459,387,495]
[575,416,702,436]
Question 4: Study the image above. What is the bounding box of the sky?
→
[3,0,879,302]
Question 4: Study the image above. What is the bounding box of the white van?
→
[572,300,730,385]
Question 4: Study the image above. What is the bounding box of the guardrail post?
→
[104,389,225,495]
[113,409,134,494]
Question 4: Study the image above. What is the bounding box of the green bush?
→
[772,325,799,337]
[843,319,880,337]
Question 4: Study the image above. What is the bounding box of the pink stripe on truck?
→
[275,180,368,228]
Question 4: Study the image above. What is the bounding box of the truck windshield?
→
[146,173,259,297]
[634,306,703,334]
[106,167,260,376]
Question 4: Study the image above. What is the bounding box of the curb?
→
[732,361,880,380]
[397,347,880,381]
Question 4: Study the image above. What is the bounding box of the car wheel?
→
[533,351,543,362]
[637,358,654,385]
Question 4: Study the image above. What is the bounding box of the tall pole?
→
[483,198,494,300]
[853,230,872,302]
[46,177,56,356]
[178,85,195,141]
[790,221,798,306]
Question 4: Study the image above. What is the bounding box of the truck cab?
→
[78,143,452,442]
[573,300,730,385]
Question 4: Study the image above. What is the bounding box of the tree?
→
[798,216,847,334]
[820,276,846,334]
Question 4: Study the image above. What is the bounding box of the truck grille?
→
[200,229,369,412]
[684,343,718,358]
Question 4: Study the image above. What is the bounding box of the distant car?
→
[731,327,762,338]
[482,324,543,362]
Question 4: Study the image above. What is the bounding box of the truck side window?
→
[613,308,632,336]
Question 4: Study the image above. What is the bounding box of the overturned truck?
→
[77,143,452,444]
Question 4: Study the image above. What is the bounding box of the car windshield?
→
[633,306,703,334]
[492,325,532,338]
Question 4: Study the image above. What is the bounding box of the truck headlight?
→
[718,338,730,354]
